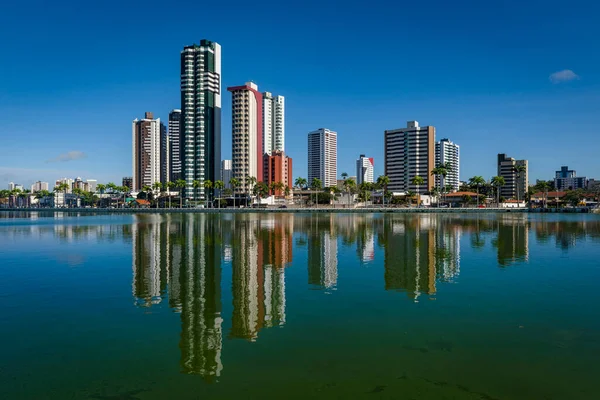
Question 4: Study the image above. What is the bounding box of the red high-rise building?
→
[263,150,293,197]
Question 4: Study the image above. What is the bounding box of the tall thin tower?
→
[180,40,221,201]
[132,112,168,192]
[262,92,285,155]
[307,128,337,188]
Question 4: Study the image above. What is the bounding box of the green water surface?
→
[1,212,599,399]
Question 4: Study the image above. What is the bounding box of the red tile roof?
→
[445,191,479,197]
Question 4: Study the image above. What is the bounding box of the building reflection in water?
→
[230,214,292,341]
[131,214,223,381]
[494,214,529,267]
[379,215,462,301]
[132,216,167,307]
[122,212,600,380]
[306,214,338,290]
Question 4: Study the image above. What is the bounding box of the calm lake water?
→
[1,212,600,399]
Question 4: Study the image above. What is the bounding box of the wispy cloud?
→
[549,69,579,84]
[46,151,87,163]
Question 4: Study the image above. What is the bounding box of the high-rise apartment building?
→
[86,179,97,193]
[30,181,49,192]
[8,182,15,190]
[221,160,232,189]
[181,40,222,201]
[73,177,89,192]
[308,128,337,188]
[228,82,263,191]
[497,154,528,200]
[356,154,374,185]
[384,121,435,194]
[554,166,587,190]
[132,112,168,192]
[168,109,182,182]
[263,150,293,197]
[263,92,285,156]
[55,178,74,193]
[435,138,460,192]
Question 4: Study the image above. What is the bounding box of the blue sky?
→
[1,0,599,189]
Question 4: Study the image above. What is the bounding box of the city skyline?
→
[1,1,599,188]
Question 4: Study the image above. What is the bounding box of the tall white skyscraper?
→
[262,92,285,155]
[228,82,263,191]
[181,40,221,200]
[356,154,374,185]
[308,128,337,188]
[384,121,435,194]
[132,112,168,192]
[435,139,460,192]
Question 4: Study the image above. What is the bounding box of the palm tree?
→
[295,177,307,189]
[246,175,257,199]
[431,163,451,203]
[167,181,175,208]
[295,177,308,207]
[406,190,416,207]
[376,175,390,207]
[490,176,506,207]
[359,182,371,206]
[311,178,322,207]
[203,180,213,208]
[410,176,425,206]
[513,165,527,204]
[120,186,130,207]
[430,186,440,207]
[537,180,551,209]
[175,179,186,208]
[468,176,486,208]
[274,181,285,197]
[152,182,163,208]
[253,181,269,205]
[284,185,291,199]
[343,178,356,207]
[97,184,106,195]
[214,180,224,209]
[192,180,201,206]
[229,178,240,208]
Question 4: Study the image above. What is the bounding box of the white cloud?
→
[549,69,579,84]
[46,151,87,163]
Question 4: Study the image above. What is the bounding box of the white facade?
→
[8,182,15,190]
[263,92,285,155]
[356,155,374,185]
[230,82,262,191]
[55,178,74,193]
[132,113,163,192]
[435,139,460,192]
[86,179,97,193]
[308,128,337,188]
[31,181,49,192]
[181,40,222,200]
[221,159,232,189]
[384,121,435,194]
